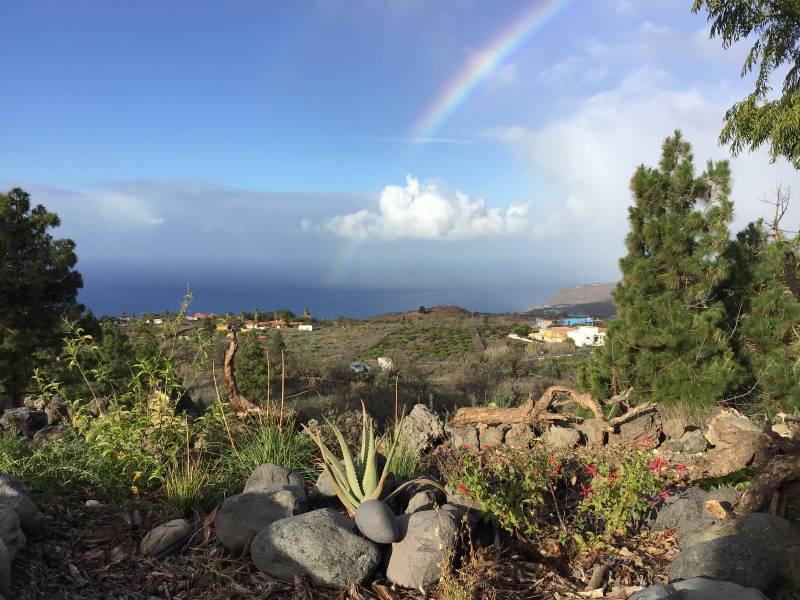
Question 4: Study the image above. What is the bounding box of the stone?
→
[397,404,445,454]
[477,425,504,448]
[779,544,800,592]
[445,486,483,515]
[0,476,46,537]
[684,434,771,480]
[386,509,460,588]
[661,418,686,440]
[0,407,47,436]
[616,411,662,445]
[662,430,707,454]
[576,419,606,447]
[503,423,534,449]
[629,577,769,600]
[772,423,794,438]
[647,486,739,542]
[139,519,190,557]
[251,508,381,587]
[45,396,70,425]
[215,486,307,555]
[0,539,9,598]
[87,396,109,417]
[355,499,399,544]
[540,426,580,450]
[405,490,439,514]
[705,407,762,448]
[669,535,778,592]
[680,512,799,553]
[244,464,305,497]
[450,425,479,450]
[0,506,25,561]
[30,425,68,449]
[311,470,339,500]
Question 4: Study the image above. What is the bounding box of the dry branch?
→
[223,329,257,413]
[448,386,642,432]
[735,453,800,515]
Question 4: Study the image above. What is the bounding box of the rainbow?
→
[412,0,574,140]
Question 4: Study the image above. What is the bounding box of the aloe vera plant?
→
[303,404,403,516]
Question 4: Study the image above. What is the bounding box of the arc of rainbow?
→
[412,0,574,140]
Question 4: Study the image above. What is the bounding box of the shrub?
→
[435,445,563,534]
[164,452,214,517]
[576,448,666,537]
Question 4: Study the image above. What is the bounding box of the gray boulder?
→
[613,411,661,445]
[0,539,9,597]
[0,476,46,537]
[450,425,479,449]
[386,509,460,588]
[663,430,707,454]
[576,419,606,447]
[503,423,534,449]
[251,508,381,587]
[669,535,778,592]
[705,407,762,448]
[30,425,68,449]
[540,426,580,450]
[681,512,799,553]
[629,577,769,600]
[139,519,190,557]
[405,490,440,514]
[445,486,483,515]
[244,464,305,497]
[311,471,338,500]
[477,425,504,448]
[354,499,399,544]
[661,418,686,440]
[647,486,740,546]
[0,507,25,561]
[397,405,445,454]
[44,396,70,425]
[0,407,47,436]
[215,486,307,555]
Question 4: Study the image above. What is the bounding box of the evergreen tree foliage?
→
[579,132,743,407]
[131,319,159,361]
[95,321,136,396]
[237,330,269,403]
[724,218,800,411]
[692,1,800,167]
[0,188,83,404]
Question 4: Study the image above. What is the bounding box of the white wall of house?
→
[567,326,606,347]
[298,324,313,331]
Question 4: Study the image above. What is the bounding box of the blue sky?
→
[2,0,798,315]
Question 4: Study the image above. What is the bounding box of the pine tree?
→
[579,132,743,408]
[723,198,800,411]
[236,330,269,403]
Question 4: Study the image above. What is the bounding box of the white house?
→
[566,326,607,348]
[298,324,313,331]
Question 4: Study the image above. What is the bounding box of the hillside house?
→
[298,324,313,331]
[566,326,607,347]
[562,316,594,326]
[530,326,575,343]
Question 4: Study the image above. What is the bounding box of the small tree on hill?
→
[579,132,743,408]
[0,188,83,405]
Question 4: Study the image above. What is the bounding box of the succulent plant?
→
[303,403,403,517]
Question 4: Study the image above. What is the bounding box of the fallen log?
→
[223,328,257,413]
[735,453,800,515]
[448,386,636,430]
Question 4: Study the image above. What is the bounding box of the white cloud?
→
[321,175,529,241]
[487,69,800,245]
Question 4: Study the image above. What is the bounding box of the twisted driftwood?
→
[223,329,257,413]
[448,386,652,432]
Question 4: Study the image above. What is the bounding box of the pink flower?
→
[657,489,671,500]
[677,463,686,473]
[649,456,668,472]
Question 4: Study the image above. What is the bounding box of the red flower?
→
[649,456,668,472]
[457,483,470,494]
[657,489,671,500]
[637,435,656,449]
[547,456,558,463]
[607,471,620,483]
[587,465,597,476]
[481,444,491,450]
[579,485,593,498]
[462,444,472,450]
[677,463,686,473]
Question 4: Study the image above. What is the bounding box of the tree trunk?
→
[223,329,256,413]
[735,453,800,515]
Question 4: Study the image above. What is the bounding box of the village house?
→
[566,325,607,347]
[529,326,575,343]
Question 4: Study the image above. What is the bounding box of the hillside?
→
[547,282,616,306]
